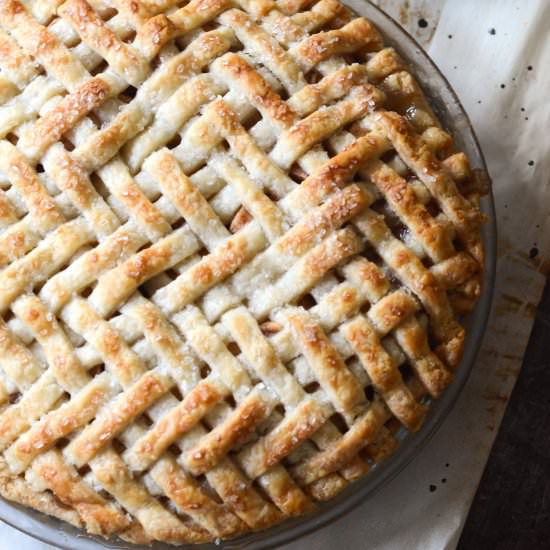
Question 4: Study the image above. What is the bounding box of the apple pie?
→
[0,0,488,544]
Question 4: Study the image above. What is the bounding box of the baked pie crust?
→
[0,0,488,544]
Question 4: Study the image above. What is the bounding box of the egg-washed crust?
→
[0,0,487,544]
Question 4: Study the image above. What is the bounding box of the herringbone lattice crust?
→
[0,0,487,544]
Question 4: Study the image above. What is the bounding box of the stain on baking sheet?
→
[370,0,443,47]
[483,391,509,407]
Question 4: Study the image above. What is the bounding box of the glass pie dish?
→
[0,0,496,548]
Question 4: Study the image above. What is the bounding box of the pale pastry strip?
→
[222,307,307,408]
[121,357,299,524]
[61,298,147,389]
[0,141,64,233]
[363,288,419,334]
[183,388,275,476]
[0,218,42,271]
[18,76,113,162]
[144,149,230,249]
[263,2,332,43]
[322,127,472,345]
[366,160,455,263]
[35,315,204,535]
[288,0,344,30]
[249,227,363,319]
[0,219,93,314]
[40,223,147,313]
[42,145,121,239]
[370,111,483,260]
[291,17,383,71]
[14,9,154,159]
[211,52,298,134]
[225,258,402,369]
[135,0,231,59]
[11,294,90,393]
[90,448,209,544]
[222,256,427,470]
[148,456,246,538]
[126,377,227,471]
[153,222,266,315]
[270,85,383,170]
[97,159,171,242]
[84,297,254,536]
[174,306,253,400]
[366,47,407,82]
[291,399,389,484]
[228,185,368,308]
[203,180,367,322]
[281,307,366,421]
[0,28,38,89]
[120,296,203,392]
[181,67,381,214]
[0,453,82,530]
[124,74,226,173]
[31,449,132,538]
[123,415,261,537]
[238,398,330,480]
[0,189,17,228]
[178,98,295,198]
[0,0,90,91]
[431,252,480,290]
[394,316,453,397]
[210,154,287,243]
[89,226,199,317]
[218,9,306,94]
[0,371,62,452]
[276,0,319,14]
[65,369,173,468]
[288,64,370,117]
[5,373,116,473]
[150,420,289,528]
[271,285,427,375]
[59,0,149,87]
[340,315,426,430]
[279,133,390,222]
[108,0,153,27]
[0,75,63,138]
[0,318,43,391]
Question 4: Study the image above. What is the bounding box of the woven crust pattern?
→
[0,0,486,544]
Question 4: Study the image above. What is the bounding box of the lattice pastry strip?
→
[0,0,488,544]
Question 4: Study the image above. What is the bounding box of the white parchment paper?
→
[2,1,549,548]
